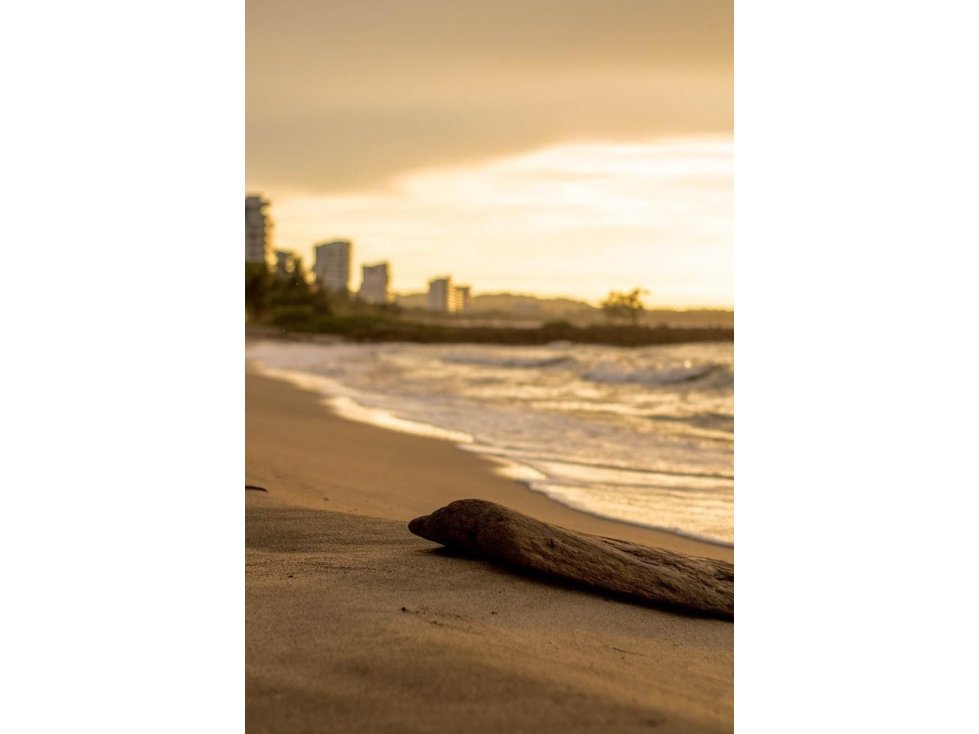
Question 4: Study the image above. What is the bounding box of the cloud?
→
[247,0,732,194]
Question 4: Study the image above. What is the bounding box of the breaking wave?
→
[583,363,730,386]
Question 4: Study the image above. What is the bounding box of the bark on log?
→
[408,499,733,620]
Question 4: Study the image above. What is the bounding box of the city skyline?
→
[249,183,732,311]
[247,0,732,308]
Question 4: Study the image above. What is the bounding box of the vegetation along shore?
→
[246,263,732,347]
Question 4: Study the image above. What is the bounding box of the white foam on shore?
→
[474,453,548,483]
[524,480,735,548]
[327,396,474,444]
[253,363,474,444]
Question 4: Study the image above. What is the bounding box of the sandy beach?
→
[246,364,733,732]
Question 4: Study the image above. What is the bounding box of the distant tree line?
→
[245,258,400,327]
[246,269,732,347]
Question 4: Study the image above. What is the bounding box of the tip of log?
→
[407,514,429,535]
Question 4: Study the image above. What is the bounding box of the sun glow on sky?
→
[270,137,732,307]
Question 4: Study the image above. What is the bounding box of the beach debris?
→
[246,484,269,492]
[408,499,733,620]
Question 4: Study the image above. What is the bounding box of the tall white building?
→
[313,240,352,295]
[245,195,271,264]
[427,276,470,313]
[358,262,391,304]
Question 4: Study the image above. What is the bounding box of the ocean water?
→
[247,339,733,545]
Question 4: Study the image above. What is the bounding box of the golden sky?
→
[247,0,732,306]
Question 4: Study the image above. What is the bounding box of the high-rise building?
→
[455,285,472,312]
[427,276,470,313]
[245,195,271,265]
[358,262,391,304]
[313,240,352,295]
[427,277,450,312]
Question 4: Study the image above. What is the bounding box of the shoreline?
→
[246,364,731,562]
[253,359,734,551]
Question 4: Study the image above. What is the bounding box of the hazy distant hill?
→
[394,292,733,327]
[395,292,593,316]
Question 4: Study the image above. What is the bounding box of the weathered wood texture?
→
[409,499,733,620]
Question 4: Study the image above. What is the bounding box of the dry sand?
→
[246,366,733,733]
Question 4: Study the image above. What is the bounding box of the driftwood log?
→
[409,499,733,620]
